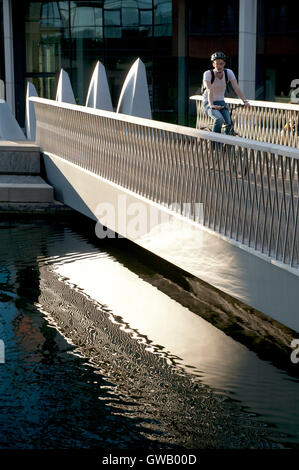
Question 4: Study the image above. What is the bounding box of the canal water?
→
[0,215,299,450]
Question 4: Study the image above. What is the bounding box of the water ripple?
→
[0,217,298,449]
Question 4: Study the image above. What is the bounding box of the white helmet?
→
[211,52,226,61]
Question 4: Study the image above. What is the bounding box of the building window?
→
[256,0,299,102]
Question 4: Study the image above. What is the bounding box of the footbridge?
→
[30,95,299,333]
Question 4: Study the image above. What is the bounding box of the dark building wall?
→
[0,0,5,84]
[256,0,299,102]
[12,1,26,127]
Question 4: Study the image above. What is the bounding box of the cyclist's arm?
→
[204,80,214,107]
[230,79,250,106]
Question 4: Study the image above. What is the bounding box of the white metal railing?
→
[190,95,299,148]
[31,97,299,269]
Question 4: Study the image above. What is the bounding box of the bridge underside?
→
[42,151,299,333]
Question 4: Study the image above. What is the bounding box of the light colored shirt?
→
[203,68,236,102]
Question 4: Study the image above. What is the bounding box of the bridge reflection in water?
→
[2,217,299,447]
[32,218,298,446]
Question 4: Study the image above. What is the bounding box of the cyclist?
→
[202,52,250,134]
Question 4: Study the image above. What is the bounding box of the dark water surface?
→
[0,216,299,450]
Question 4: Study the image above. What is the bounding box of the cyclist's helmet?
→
[211,51,226,61]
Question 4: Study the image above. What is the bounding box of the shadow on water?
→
[0,214,299,449]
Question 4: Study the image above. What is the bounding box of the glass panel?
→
[41,2,64,27]
[104,9,121,26]
[154,0,172,36]
[70,4,103,38]
[70,2,104,103]
[71,6,102,28]
[104,5,121,37]
[104,27,122,38]
[25,1,71,98]
[25,2,41,21]
[122,7,139,27]
[25,76,57,99]
[121,0,137,6]
[140,10,152,26]
[104,0,121,10]
[139,0,152,6]
[25,23,64,74]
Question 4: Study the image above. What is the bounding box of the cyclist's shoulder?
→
[225,68,236,78]
[203,69,213,79]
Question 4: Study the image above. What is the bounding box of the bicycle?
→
[199,103,244,136]
[199,103,248,176]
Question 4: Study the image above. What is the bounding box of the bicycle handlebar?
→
[223,103,245,111]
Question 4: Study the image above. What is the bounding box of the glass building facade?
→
[13,0,174,124]
[1,0,298,127]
